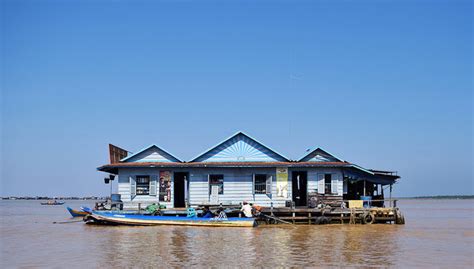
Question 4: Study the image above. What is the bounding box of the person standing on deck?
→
[241,201,253,218]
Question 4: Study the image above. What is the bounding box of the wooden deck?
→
[256,206,404,225]
[130,200,406,225]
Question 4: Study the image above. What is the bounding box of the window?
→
[254,174,269,194]
[136,176,150,195]
[209,174,224,195]
[324,174,332,194]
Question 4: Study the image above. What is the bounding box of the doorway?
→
[174,172,188,208]
[292,171,307,206]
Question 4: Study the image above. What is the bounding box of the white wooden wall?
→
[118,168,174,209]
[306,168,343,195]
[116,167,344,209]
[188,168,288,207]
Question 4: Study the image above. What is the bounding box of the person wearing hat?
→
[241,201,253,218]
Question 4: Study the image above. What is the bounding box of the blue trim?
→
[189,131,290,162]
[349,164,375,175]
[120,144,182,163]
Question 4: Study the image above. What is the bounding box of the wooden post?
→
[138,203,141,214]
[381,186,385,207]
[270,202,274,216]
[363,180,366,196]
[308,212,311,224]
[389,184,393,207]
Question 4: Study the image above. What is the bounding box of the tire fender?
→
[362,212,375,224]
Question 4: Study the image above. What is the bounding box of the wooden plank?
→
[109,144,128,164]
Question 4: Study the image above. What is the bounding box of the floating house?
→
[98,132,400,209]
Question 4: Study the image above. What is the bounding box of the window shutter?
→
[207,174,210,200]
[149,175,157,196]
[343,179,348,194]
[266,175,272,197]
[130,176,136,198]
[317,174,325,194]
[337,175,343,195]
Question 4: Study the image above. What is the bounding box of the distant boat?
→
[84,211,256,227]
[66,207,91,217]
[41,200,65,205]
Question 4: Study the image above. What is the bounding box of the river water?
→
[1,199,473,268]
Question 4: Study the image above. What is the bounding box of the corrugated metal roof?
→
[97,161,352,173]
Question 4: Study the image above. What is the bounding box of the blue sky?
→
[1,0,472,197]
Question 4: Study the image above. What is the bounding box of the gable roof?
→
[298,148,344,162]
[120,144,182,163]
[189,131,290,162]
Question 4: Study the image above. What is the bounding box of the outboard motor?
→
[110,194,123,210]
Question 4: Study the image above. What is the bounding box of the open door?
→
[173,172,188,208]
[292,171,307,206]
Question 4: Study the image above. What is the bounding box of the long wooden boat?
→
[41,200,64,205]
[84,211,256,227]
[66,207,90,217]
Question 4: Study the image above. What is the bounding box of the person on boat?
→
[94,202,107,210]
[241,201,253,218]
[201,206,214,218]
[251,203,262,216]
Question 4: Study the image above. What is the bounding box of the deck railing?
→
[341,199,398,208]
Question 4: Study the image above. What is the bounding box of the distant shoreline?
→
[397,195,474,200]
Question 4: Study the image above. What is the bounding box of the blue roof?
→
[120,144,182,163]
[349,164,375,175]
[298,147,344,162]
[189,131,290,162]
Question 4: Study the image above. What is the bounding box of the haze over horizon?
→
[2,0,472,197]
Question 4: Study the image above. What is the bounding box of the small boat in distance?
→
[67,207,91,217]
[40,200,65,205]
[84,211,256,227]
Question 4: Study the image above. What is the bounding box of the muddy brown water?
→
[1,199,473,268]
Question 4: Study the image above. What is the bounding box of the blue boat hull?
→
[67,207,89,217]
[85,211,256,227]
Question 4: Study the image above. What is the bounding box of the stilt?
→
[389,184,392,207]
[349,208,356,224]
[363,180,366,196]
